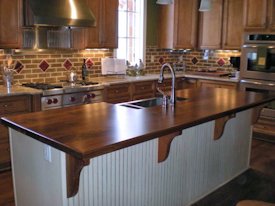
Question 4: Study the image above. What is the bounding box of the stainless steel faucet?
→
[158,63,176,105]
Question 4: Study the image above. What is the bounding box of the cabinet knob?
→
[3,104,8,108]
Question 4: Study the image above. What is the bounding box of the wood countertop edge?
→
[1,95,274,161]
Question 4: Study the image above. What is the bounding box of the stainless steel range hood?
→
[24,0,96,27]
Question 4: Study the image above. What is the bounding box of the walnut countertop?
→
[1,88,274,162]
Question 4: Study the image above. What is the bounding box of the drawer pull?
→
[3,104,8,108]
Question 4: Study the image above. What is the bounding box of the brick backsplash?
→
[0,49,113,84]
[145,46,241,73]
[0,46,241,85]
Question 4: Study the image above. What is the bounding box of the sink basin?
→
[120,96,188,109]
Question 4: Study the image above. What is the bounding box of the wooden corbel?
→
[214,114,236,140]
[251,104,267,125]
[158,131,182,163]
[66,154,90,198]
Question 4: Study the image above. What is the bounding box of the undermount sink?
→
[120,96,188,109]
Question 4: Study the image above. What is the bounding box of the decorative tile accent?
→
[159,57,165,65]
[13,61,24,73]
[191,57,198,65]
[86,58,94,69]
[39,60,50,72]
[217,58,225,66]
[63,59,73,70]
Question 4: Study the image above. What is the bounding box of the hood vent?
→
[24,0,96,27]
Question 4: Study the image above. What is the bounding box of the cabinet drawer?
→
[0,141,11,167]
[132,81,155,95]
[0,95,32,115]
[105,84,131,98]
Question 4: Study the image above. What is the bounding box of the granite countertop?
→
[0,85,42,97]
[90,72,239,85]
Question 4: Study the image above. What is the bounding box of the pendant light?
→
[156,0,173,5]
[199,0,212,12]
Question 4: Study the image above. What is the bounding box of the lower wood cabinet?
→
[131,81,156,100]
[104,83,132,104]
[0,94,41,171]
[197,79,238,89]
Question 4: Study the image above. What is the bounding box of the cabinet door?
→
[269,0,275,30]
[243,0,268,31]
[158,0,199,49]
[0,0,22,48]
[101,0,118,48]
[198,0,224,49]
[222,0,244,49]
[173,0,199,49]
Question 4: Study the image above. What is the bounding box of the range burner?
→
[22,83,63,90]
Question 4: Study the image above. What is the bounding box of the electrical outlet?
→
[43,145,52,162]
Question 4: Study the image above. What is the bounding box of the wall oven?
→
[240,34,275,81]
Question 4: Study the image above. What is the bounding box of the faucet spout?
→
[159,63,176,105]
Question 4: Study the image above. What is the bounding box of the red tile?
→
[217,58,225,66]
[191,57,198,65]
[39,60,49,72]
[63,59,73,70]
[13,61,24,73]
[86,58,94,69]
[159,57,165,65]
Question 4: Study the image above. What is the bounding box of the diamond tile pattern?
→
[63,59,73,70]
[86,58,94,69]
[39,60,50,72]
[191,57,198,65]
[13,61,24,73]
[159,57,165,65]
[217,58,225,66]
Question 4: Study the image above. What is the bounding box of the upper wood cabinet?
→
[0,0,22,49]
[157,0,199,49]
[244,0,275,31]
[199,0,244,50]
[73,0,118,49]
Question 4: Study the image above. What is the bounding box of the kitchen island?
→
[1,88,274,206]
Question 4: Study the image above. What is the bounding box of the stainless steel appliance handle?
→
[242,44,275,49]
[240,79,275,87]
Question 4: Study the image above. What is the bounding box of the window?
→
[116,0,146,65]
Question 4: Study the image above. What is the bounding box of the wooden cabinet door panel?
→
[269,0,275,30]
[199,0,223,49]
[102,0,118,48]
[0,141,11,170]
[0,0,22,48]
[0,125,8,143]
[244,0,268,30]
[85,0,102,48]
[222,0,244,49]
[173,0,199,49]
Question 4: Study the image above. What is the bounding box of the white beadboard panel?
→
[9,129,66,206]
[66,110,253,206]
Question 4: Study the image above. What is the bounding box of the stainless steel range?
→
[22,82,104,110]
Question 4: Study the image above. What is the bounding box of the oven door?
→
[240,45,275,81]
